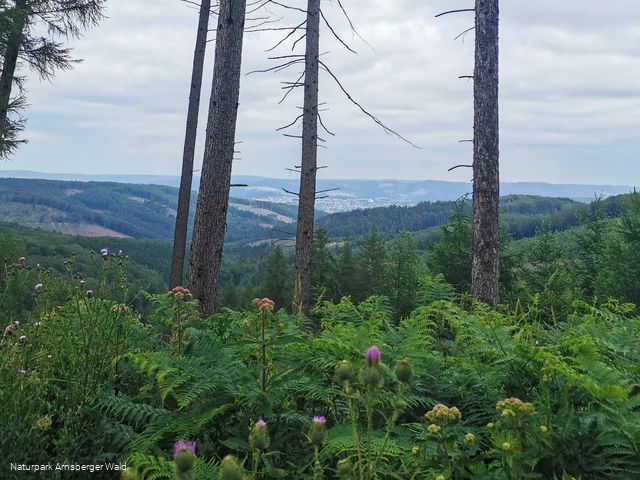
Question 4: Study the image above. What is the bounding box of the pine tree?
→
[389,230,418,323]
[262,244,291,311]
[359,223,389,299]
[311,227,337,303]
[575,196,609,298]
[336,235,357,300]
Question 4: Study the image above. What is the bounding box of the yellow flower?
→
[487,423,494,429]
[411,446,419,455]
[501,442,511,452]
[539,425,548,433]
[464,433,475,443]
[501,408,516,418]
[427,424,441,436]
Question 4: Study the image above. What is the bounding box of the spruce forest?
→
[1,1,639,480]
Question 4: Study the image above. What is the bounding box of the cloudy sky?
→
[4,0,640,185]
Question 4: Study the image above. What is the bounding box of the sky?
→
[3,0,640,185]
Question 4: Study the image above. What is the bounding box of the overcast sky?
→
[4,0,640,184]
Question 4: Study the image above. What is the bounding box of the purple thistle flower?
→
[35,283,43,292]
[34,322,41,328]
[19,369,26,375]
[365,346,381,366]
[312,416,326,426]
[100,248,108,256]
[256,419,267,429]
[19,335,27,343]
[173,440,196,458]
[3,324,13,336]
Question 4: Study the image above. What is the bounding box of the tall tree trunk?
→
[471,0,500,306]
[170,0,211,289]
[187,0,246,317]
[0,0,28,140]
[293,0,321,316]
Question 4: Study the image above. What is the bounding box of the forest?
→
[1,0,640,479]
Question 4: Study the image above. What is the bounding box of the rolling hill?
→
[0,177,308,243]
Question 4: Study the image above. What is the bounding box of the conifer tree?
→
[337,235,357,300]
[359,223,389,299]
[311,227,337,302]
[389,230,418,323]
[262,244,290,311]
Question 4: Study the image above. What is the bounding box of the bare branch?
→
[230,183,249,187]
[454,26,475,41]
[316,188,340,194]
[246,58,304,75]
[459,75,473,79]
[318,112,335,136]
[267,0,306,13]
[320,9,357,54]
[276,114,304,131]
[448,164,472,171]
[318,60,420,148]
[459,139,473,143]
[435,9,475,18]
[283,134,303,139]
[291,33,306,51]
[279,70,305,104]
[265,20,306,52]
[282,188,300,196]
[335,0,376,52]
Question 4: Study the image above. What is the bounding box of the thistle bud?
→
[335,360,354,383]
[395,358,413,384]
[219,455,244,480]
[308,416,326,447]
[173,441,196,475]
[362,364,382,389]
[249,419,270,451]
[336,459,352,478]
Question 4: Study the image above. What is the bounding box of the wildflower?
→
[249,419,270,451]
[47,355,52,360]
[19,335,27,343]
[501,442,511,452]
[365,346,381,366]
[465,433,475,443]
[19,257,25,265]
[487,423,494,429]
[3,324,13,336]
[501,409,516,418]
[173,441,196,475]
[411,446,419,455]
[34,415,52,431]
[14,320,19,327]
[395,358,413,384]
[118,250,123,258]
[19,369,26,375]
[219,455,244,480]
[496,398,534,416]
[258,297,275,312]
[539,425,548,433]
[241,319,250,329]
[425,404,461,424]
[427,424,441,436]
[309,415,326,447]
[85,290,93,298]
[101,248,108,257]
[335,360,354,383]
[34,322,41,328]
[35,283,43,292]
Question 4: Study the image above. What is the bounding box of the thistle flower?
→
[19,369,26,375]
[365,346,381,366]
[19,335,27,343]
[3,324,13,336]
[85,290,93,298]
[250,419,270,451]
[309,416,326,447]
[219,455,244,480]
[34,322,41,328]
[173,441,196,475]
[35,283,43,292]
[101,248,108,257]
[19,257,25,265]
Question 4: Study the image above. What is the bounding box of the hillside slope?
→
[0,178,305,242]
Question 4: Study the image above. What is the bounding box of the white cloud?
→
[4,0,640,187]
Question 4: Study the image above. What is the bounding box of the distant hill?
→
[0,177,306,242]
[1,170,636,206]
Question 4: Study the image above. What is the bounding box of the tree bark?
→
[293,0,321,316]
[0,0,28,141]
[187,0,246,317]
[170,0,211,289]
[471,0,500,306]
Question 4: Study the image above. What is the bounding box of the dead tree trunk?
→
[170,0,211,289]
[187,0,246,317]
[293,0,321,316]
[471,0,500,306]
[0,0,27,142]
